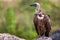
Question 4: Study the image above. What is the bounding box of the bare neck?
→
[35,6,40,14]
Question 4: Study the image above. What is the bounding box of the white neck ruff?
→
[37,15,44,20]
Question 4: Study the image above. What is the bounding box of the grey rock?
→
[0,33,25,40]
[34,37,52,40]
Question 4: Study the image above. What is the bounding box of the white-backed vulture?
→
[30,3,51,37]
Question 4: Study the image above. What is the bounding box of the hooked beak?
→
[30,3,37,7]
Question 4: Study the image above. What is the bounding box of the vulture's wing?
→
[44,14,51,37]
[33,14,39,35]
[45,15,51,32]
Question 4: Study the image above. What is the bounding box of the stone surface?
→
[34,37,52,40]
[0,33,25,40]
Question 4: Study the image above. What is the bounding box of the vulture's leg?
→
[45,30,50,37]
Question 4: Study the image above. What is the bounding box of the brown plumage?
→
[34,13,51,37]
[30,3,51,37]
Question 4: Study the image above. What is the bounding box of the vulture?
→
[30,3,51,37]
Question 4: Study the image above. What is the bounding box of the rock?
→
[0,33,25,40]
[34,37,52,40]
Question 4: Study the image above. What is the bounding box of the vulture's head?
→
[30,3,40,7]
[30,3,41,14]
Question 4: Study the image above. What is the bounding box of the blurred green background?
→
[0,0,60,40]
